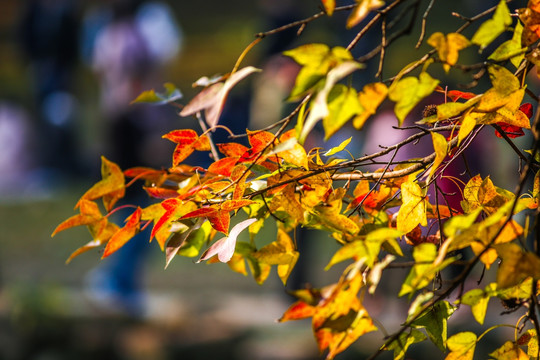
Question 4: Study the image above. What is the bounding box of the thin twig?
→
[415,0,436,48]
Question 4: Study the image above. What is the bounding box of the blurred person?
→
[19,0,82,180]
[83,0,182,317]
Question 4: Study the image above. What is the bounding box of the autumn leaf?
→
[102,207,142,258]
[489,341,529,360]
[397,180,427,234]
[459,283,497,325]
[131,82,182,105]
[353,82,388,129]
[197,218,257,263]
[389,72,439,125]
[77,156,125,212]
[427,131,448,183]
[471,0,512,50]
[488,22,526,69]
[163,129,211,166]
[445,332,477,360]
[385,329,427,360]
[321,0,336,15]
[519,3,540,46]
[494,243,540,288]
[428,32,470,72]
[346,0,385,29]
[411,301,456,351]
[52,199,103,236]
[301,61,362,143]
[180,66,260,127]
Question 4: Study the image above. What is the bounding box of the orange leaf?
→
[221,199,256,212]
[248,130,275,153]
[144,186,179,199]
[207,157,238,176]
[151,198,184,240]
[102,207,142,258]
[124,167,168,184]
[52,200,102,237]
[163,129,198,144]
[218,143,249,157]
[207,210,230,234]
[279,301,317,322]
[77,156,125,212]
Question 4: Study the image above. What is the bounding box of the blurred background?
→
[0,0,533,359]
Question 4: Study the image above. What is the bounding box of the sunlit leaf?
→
[325,137,352,156]
[488,22,525,68]
[52,199,103,236]
[397,180,427,234]
[323,85,362,140]
[471,0,512,50]
[131,82,183,105]
[459,283,497,325]
[353,82,388,129]
[494,243,540,288]
[322,0,336,15]
[77,156,125,212]
[427,131,448,183]
[197,218,257,263]
[489,341,528,360]
[301,61,362,143]
[163,129,211,167]
[346,0,385,29]
[389,72,439,125]
[385,329,427,360]
[445,331,477,360]
[428,32,470,72]
[102,207,142,258]
[180,66,260,127]
[458,110,477,146]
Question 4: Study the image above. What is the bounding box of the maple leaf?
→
[346,0,385,29]
[180,66,260,127]
[494,103,532,138]
[77,156,125,212]
[163,129,211,167]
[102,207,142,258]
[197,218,257,263]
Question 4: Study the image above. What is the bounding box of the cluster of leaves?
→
[54,0,540,359]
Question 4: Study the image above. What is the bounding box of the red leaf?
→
[144,186,179,199]
[181,206,219,220]
[207,210,230,234]
[495,123,525,138]
[102,207,142,258]
[151,198,183,240]
[446,90,476,102]
[519,103,533,118]
[124,167,167,183]
[163,129,198,144]
[207,157,238,176]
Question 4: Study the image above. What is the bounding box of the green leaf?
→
[323,84,363,140]
[300,61,362,143]
[471,0,512,50]
[411,300,456,351]
[389,72,439,125]
[488,22,525,69]
[385,329,427,360]
[445,331,477,360]
[399,243,437,297]
[131,82,183,105]
[459,283,497,325]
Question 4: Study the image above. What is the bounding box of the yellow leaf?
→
[389,72,439,125]
[397,181,427,234]
[346,0,385,29]
[427,132,448,183]
[471,0,512,50]
[321,0,336,15]
[445,331,477,360]
[494,243,540,288]
[428,32,470,72]
[489,341,529,360]
[458,110,477,146]
[353,82,388,129]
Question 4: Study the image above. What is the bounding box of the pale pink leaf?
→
[197,218,257,263]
